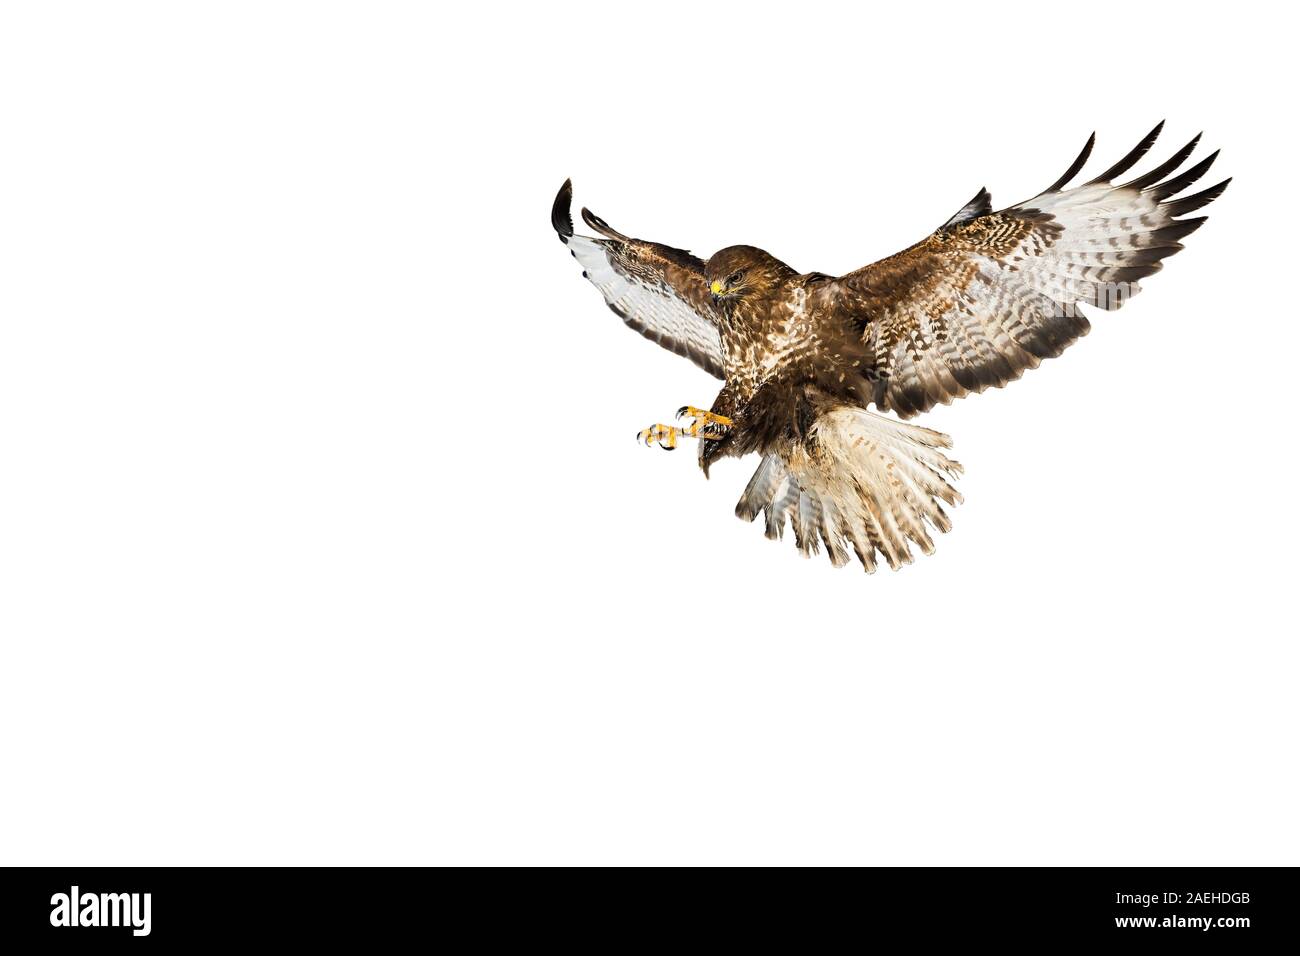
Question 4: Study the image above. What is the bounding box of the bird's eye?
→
[727,270,745,286]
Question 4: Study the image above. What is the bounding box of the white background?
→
[2,1,1295,866]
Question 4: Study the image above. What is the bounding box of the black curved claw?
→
[675,406,690,420]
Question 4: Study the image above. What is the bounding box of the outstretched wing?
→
[552,180,725,378]
[831,123,1230,417]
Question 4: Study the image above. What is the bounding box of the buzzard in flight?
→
[552,124,1228,571]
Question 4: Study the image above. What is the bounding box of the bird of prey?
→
[552,123,1228,571]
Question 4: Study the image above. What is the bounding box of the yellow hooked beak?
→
[710,279,725,295]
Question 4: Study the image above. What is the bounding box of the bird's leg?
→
[636,407,733,451]
[676,406,734,437]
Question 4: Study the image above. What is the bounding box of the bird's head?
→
[705,246,794,304]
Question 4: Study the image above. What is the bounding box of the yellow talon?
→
[637,424,680,450]
[638,406,733,450]
[676,406,733,427]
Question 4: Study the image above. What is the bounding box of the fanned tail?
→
[735,407,963,572]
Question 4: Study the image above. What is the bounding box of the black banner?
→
[0,867,1295,946]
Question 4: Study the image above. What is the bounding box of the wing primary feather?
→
[1124,134,1202,190]
[580,206,630,241]
[1085,121,1164,185]
[941,187,993,229]
[1040,132,1096,195]
[1147,215,1209,245]
[552,179,574,241]
[1161,178,1231,217]
[1148,150,1221,200]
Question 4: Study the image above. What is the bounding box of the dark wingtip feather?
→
[1150,216,1209,244]
[941,187,993,229]
[551,179,574,241]
[1124,133,1202,190]
[580,206,629,241]
[1150,150,1220,200]
[1086,121,1165,184]
[1163,177,1231,217]
[1042,132,1096,195]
